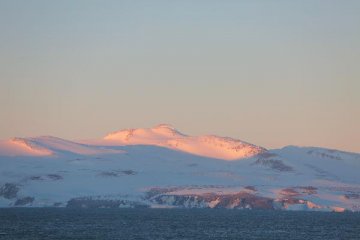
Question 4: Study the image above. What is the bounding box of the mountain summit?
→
[104,124,266,160]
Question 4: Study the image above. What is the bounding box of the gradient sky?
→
[0,0,359,152]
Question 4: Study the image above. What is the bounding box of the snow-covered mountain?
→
[102,124,265,160]
[0,124,359,212]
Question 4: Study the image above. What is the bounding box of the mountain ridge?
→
[0,124,359,211]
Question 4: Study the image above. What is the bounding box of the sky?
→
[0,0,359,152]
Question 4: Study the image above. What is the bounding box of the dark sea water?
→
[0,208,359,240]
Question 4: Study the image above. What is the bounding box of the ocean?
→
[0,208,359,240]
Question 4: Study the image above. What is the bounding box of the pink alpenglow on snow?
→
[103,124,266,160]
[0,136,123,157]
[0,138,53,156]
[0,124,359,211]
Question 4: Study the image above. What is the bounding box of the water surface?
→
[0,208,359,240]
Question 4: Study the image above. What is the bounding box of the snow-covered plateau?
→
[1,124,359,212]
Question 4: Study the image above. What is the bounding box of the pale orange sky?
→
[0,0,359,152]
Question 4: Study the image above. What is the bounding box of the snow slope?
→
[0,138,53,156]
[102,124,265,160]
[0,136,123,157]
[0,125,359,212]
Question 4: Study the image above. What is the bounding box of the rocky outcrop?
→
[148,191,274,210]
[344,193,360,200]
[14,197,34,206]
[28,174,63,181]
[252,152,293,171]
[0,183,19,199]
[98,170,137,177]
[253,158,293,172]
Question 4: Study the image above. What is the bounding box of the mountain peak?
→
[103,124,185,143]
[151,124,186,137]
[153,123,176,130]
[103,124,265,160]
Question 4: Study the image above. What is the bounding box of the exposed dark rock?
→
[147,187,321,210]
[344,193,360,200]
[122,170,136,175]
[29,176,43,180]
[0,183,19,199]
[213,192,273,209]
[14,197,34,206]
[99,171,118,177]
[149,191,274,210]
[253,158,293,172]
[307,150,342,160]
[99,170,137,177]
[29,174,63,181]
[53,202,63,207]
[244,186,257,192]
[47,174,63,180]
